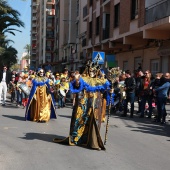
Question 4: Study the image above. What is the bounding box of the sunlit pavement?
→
[0,97,170,170]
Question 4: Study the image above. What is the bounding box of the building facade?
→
[31,0,170,74]
[30,0,55,71]
[82,0,170,74]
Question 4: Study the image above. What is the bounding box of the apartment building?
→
[30,0,38,70]
[54,0,82,72]
[82,0,170,74]
[30,0,55,71]
[31,0,170,74]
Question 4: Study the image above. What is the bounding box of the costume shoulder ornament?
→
[34,76,48,83]
[70,60,110,93]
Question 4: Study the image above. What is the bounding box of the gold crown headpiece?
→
[86,60,100,71]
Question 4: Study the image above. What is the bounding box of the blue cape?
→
[25,78,57,121]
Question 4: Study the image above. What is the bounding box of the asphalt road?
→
[0,99,170,170]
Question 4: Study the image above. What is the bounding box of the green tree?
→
[0,0,24,36]
[0,45,18,68]
[23,44,31,62]
[0,0,25,68]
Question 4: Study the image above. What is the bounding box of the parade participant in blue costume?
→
[53,61,110,150]
[25,68,57,122]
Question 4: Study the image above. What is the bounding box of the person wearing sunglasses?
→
[139,70,153,118]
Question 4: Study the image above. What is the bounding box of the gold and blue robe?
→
[53,76,110,150]
[25,77,57,122]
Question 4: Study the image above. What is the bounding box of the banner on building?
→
[106,55,117,67]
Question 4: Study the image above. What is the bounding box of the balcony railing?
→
[46,33,54,38]
[46,46,53,51]
[145,0,170,24]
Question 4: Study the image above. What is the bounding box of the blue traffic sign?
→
[92,51,105,64]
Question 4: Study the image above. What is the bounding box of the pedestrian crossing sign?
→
[92,51,105,64]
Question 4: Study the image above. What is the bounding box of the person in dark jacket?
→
[154,75,170,124]
[135,69,145,114]
[139,70,154,118]
[121,70,136,118]
[0,65,11,105]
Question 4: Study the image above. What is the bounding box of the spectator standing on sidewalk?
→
[154,75,170,124]
[165,73,170,103]
[8,75,16,103]
[121,70,136,118]
[135,69,145,114]
[0,65,11,106]
[139,70,153,118]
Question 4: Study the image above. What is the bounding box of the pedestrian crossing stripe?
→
[92,51,105,64]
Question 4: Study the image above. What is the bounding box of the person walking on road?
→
[25,68,57,123]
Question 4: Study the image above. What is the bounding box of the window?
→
[76,0,79,17]
[96,17,100,35]
[89,21,92,39]
[131,0,138,20]
[89,0,93,6]
[134,57,142,70]
[151,59,160,76]
[114,3,120,28]
[123,61,128,71]
[76,23,79,36]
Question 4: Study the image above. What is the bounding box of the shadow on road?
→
[1,104,19,109]
[2,115,25,121]
[20,132,66,143]
[111,114,170,140]
[59,114,72,119]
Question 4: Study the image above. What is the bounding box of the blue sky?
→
[7,0,31,59]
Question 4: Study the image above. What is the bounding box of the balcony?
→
[32,9,37,13]
[32,24,36,28]
[32,17,36,21]
[46,9,55,16]
[47,0,54,4]
[32,36,36,40]
[46,34,54,39]
[32,50,36,54]
[145,0,170,24]
[46,46,53,51]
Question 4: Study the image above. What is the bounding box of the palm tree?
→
[0,0,25,68]
[0,0,27,13]
[24,44,30,55]
[0,1,24,36]
[0,45,18,68]
[0,35,14,55]
[23,44,30,60]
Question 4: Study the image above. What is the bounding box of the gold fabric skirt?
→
[30,86,52,122]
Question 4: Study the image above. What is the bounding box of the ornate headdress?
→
[107,67,122,84]
[83,60,101,77]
